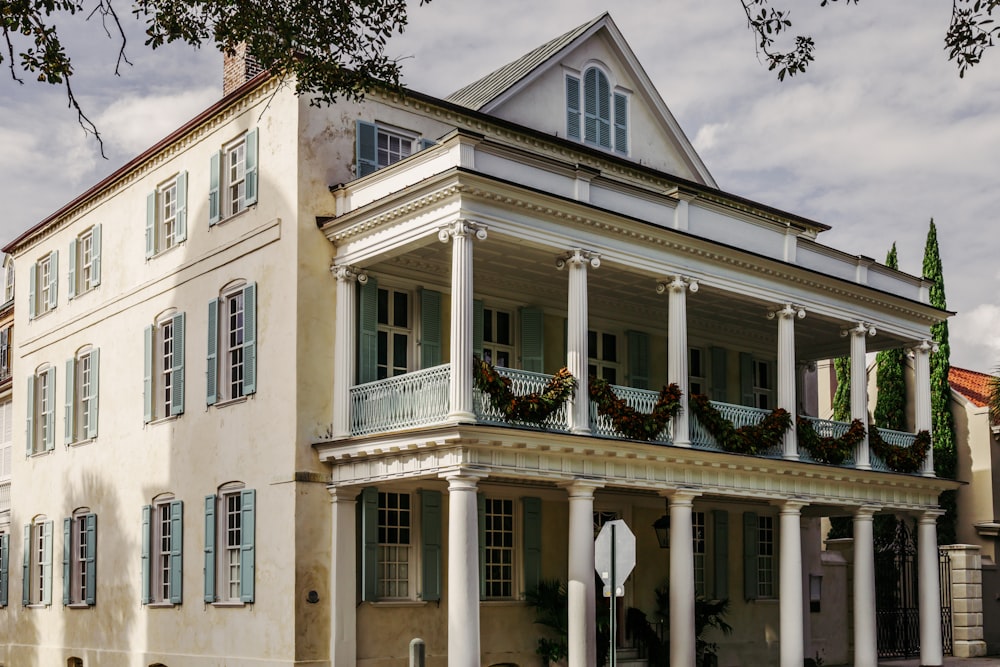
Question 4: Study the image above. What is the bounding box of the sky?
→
[1,1,998,372]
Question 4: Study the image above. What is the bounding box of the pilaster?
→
[328,487,358,667]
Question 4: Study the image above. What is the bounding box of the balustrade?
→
[797,415,858,466]
[0,479,9,515]
[350,364,451,436]
[870,427,920,472]
[589,383,672,442]
[473,366,571,431]
[689,401,783,458]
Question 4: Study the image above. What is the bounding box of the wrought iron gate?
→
[940,550,953,655]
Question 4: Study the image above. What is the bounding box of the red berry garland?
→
[588,378,683,441]
[796,418,865,465]
[869,426,931,474]
[689,394,791,456]
[473,357,576,425]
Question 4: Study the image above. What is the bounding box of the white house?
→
[0,13,957,667]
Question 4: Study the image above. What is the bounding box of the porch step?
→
[615,648,646,667]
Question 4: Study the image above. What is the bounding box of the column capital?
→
[853,505,880,520]
[656,275,698,294]
[919,508,947,523]
[841,321,877,338]
[776,498,809,514]
[767,303,806,320]
[556,248,600,270]
[331,264,368,284]
[327,485,358,503]
[660,488,702,505]
[908,339,938,356]
[439,466,489,490]
[561,478,605,498]
[438,219,488,242]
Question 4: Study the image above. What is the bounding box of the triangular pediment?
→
[447,13,716,187]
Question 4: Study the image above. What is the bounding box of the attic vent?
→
[223,43,264,96]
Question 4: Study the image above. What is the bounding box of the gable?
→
[447,14,715,187]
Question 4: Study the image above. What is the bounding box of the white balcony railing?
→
[0,479,10,515]
[589,384,673,443]
[350,364,451,436]
[474,367,571,431]
[797,415,858,467]
[870,427,919,472]
[690,401,783,458]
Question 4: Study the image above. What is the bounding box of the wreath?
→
[869,426,931,474]
[796,418,865,465]
[589,378,683,441]
[688,394,791,456]
[473,357,576,425]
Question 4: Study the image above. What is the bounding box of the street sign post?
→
[594,519,636,667]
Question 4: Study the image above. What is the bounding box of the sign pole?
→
[610,523,617,667]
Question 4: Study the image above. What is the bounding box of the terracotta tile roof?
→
[949,366,995,408]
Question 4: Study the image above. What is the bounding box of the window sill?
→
[66,603,92,609]
[147,415,180,426]
[30,308,56,321]
[213,395,248,409]
[25,603,51,609]
[212,205,255,228]
[146,602,179,609]
[367,600,429,608]
[28,449,54,459]
[149,243,184,260]
[67,438,95,449]
[70,286,98,300]
[211,600,249,608]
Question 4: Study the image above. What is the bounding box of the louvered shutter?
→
[25,376,34,455]
[566,75,582,140]
[743,512,758,601]
[243,283,257,395]
[67,239,77,299]
[28,264,35,319]
[143,326,154,423]
[710,346,728,401]
[87,348,99,439]
[473,300,484,359]
[83,514,96,605]
[171,313,185,415]
[41,520,53,605]
[359,487,378,601]
[206,300,219,405]
[141,505,152,604]
[64,358,75,445]
[203,495,216,602]
[739,352,754,407]
[626,330,649,390]
[208,151,221,225]
[62,517,71,604]
[522,497,542,594]
[240,489,255,603]
[357,277,378,384]
[420,289,441,368]
[44,367,55,451]
[712,510,729,599]
[356,121,379,177]
[584,69,598,144]
[22,524,30,605]
[614,93,628,154]
[175,172,188,243]
[91,224,101,287]
[146,191,157,257]
[519,306,544,373]
[0,533,8,607]
[47,251,58,311]
[244,129,259,206]
[597,72,611,148]
[168,500,183,604]
[419,490,441,602]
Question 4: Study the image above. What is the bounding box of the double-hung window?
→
[65,347,99,444]
[28,251,57,319]
[22,517,53,606]
[207,283,257,404]
[26,365,56,454]
[204,485,255,604]
[3,256,14,304]
[377,490,411,599]
[588,329,620,384]
[482,497,515,599]
[0,325,11,382]
[377,287,410,380]
[752,359,774,410]
[146,173,187,257]
[142,498,183,605]
[482,308,514,368]
[144,313,185,422]
[63,510,96,606]
[68,225,102,298]
[743,511,776,600]
[689,348,707,396]
[355,121,435,177]
[209,130,258,225]
[565,66,628,155]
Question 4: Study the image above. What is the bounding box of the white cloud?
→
[94,86,220,156]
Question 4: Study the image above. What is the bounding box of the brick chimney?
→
[223,43,264,96]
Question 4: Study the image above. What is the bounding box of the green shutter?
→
[357,277,378,384]
[168,500,183,604]
[522,497,542,594]
[519,306,545,372]
[206,299,219,405]
[208,150,221,226]
[712,510,729,600]
[146,191,157,257]
[614,93,628,154]
[478,493,486,599]
[584,68,597,144]
[359,487,378,601]
[420,288,442,369]
[87,348,99,439]
[83,514,96,605]
[62,518,72,605]
[739,352,754,407]
[22,524,30,605]
[28,263,36,319]
[204,495,216,603]
[626,330,649,389]
[91,224,101,287]
[171,313,185,416]
[143,325,154,423]
[244,128,259,206]
[48,251,58,311]
[175,172,188,243]
[0,533,8,607]
[67,238,77,299]
[566,75,581,140]
[597,71,611,148]
[419,490,441,602]
[141,505,152,604]
[44,367,55,451]
[64,357,75,445]
[41,520,52,605]
[25,376,34,455]
[743,512,758,601]
[473,300,484,359]
[356,120,378,177]
[240,489,255,603]
[710,347,727,401]
[243,283,257,394]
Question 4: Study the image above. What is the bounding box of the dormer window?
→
[566,66,628,155]
[355,121,435,178]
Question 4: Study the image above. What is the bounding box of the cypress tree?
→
[874,244,908,432]
[922,219,957,544]
[832,356,851,422]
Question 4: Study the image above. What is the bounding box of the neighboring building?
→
[0,253,13,600]
[0,13,958,667]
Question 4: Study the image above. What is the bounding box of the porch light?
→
[653,513,670,548]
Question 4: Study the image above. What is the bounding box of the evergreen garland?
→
[874,244,908,432]
[689,394,791,456]
[589,378,683,441]
[473,357,576,425]
[869,427,932,474]
[796,417,865,465]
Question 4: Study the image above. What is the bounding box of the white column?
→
[659,276,697,447]
[667,490,700,667]
[332,266,362,439]
[440,221,487,423]
[779,500,807,667]
[560,250,599,434]
[328,487,357,667]
[444,472,484,667]
[913,340,936,476]
[566,480,603,667]
[852,506,878,667]
[772,304,804,460]
[847,322,875,469]
[918,510,945,667]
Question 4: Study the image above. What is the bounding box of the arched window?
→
[204,481,256,604]
[66,345,100,444]
[27,363,55,454]
[208,280,257,405]
[583,67,611,149]
[142,494,183,605]
[65,507,97,606]
[144,309,184,423]
[566,65,628,154]
[24,514,53,605]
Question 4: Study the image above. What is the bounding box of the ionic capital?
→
[908,339,937,356]
[767,303,806,320]
[438,220,488,243]
[656,275,698,294]
[841,321,876,338]
[331,264,368,284]
[556,248,600,270]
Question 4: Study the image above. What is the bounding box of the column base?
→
[447,411,477,424]
[953,640,987,658]
[672,438,691,448]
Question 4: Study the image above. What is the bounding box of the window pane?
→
[690,349,703,377]
[602,333,617,362]
[588,330,597,357]
[377,289,389,326]
[602,367,617,385]
[393,333,408,374]
[393,292,408,327]
[483,309,494,343]
[496,311,510,345]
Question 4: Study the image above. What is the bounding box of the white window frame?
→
[377,490,413,599]
[35,253,55,317]
[588,329,621,385]
[66,509,95,607]
[224,136,248,218]
[482,307,515,368]
[0,325,11,381]
[159,177,179,252]
[151,499,174,604]
[158,316,175,420]
[219,484,244,603]
[26,517,52,606]
[3,257,13,304]
[30,364,55,454]
[77,228,96,294]
[693,510,707,596]
[376,126,415,169]
[221,285,247,400]
[757,514,776,598]
[482,496,517,600]
[376,286,412,380]
[753,359,774,410]
[67,346,98,444]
